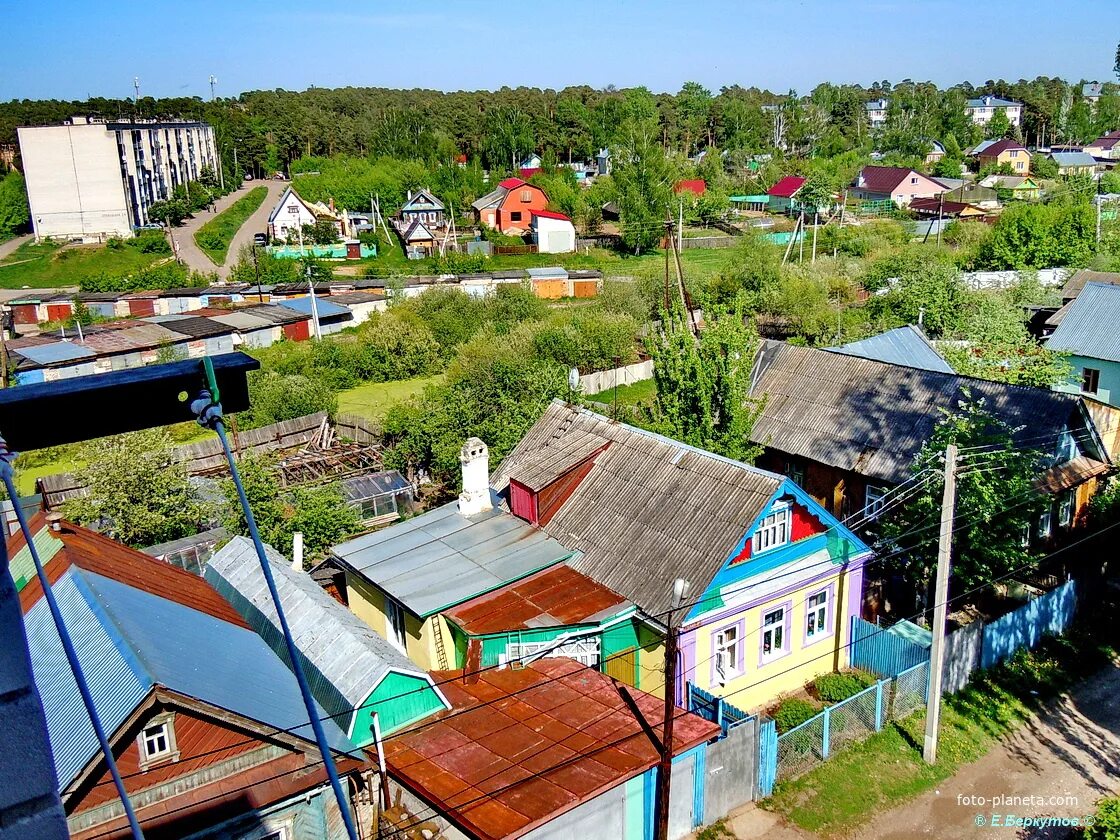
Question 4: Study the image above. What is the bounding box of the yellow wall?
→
[686,569,851,712]
[638,635,665,699]
[344,571,451,671]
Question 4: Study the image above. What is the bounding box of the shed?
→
[527,266,570,300]
[276,296,354,335]
[340,470,414,523]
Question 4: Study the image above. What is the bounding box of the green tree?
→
[146,198,189,227]
[647,303,763,462]
[878,396,1044,595]
[612,109,674,255]
[980,202,1095,269]
[220,455,360,565]
[1030,154,1059,179]
[0,171,30,235]
[483,106,533,171]
[708,229,782,306]
[931,157,963,178]
[865,252,968,337]
[239,371,338,430]
[984,108,1013,139]
[64,430,209,547]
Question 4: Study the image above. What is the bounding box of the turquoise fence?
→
[267,244,376,259]
[686,682,753,737]
[981,579,1077,669]
[849,617,931,678]
[757,718,777,798]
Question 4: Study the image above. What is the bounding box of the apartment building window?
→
[805,589,829,641]
[761,607,787,663]
[385,597,407,653]
[138,713,178,769]
[1082,367,1100,394]
[752,503,791,553]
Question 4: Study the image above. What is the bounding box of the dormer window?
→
[753,502,791,553]
[137,712,179,769]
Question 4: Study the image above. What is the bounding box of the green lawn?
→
[764,622,1119,837]
[588,377,657,407]
[194,186,268,264]
[336,375,443,421]
[0,238,182,289]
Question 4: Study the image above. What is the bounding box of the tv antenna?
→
[209,74,218,101]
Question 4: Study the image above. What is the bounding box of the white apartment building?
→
[17,117,219,242]
[965,96,1022,127]
[865,98,889,128]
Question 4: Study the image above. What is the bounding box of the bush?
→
[813,670,876,703]
[1086,797,1120,840]
[774,697,819,734]
[130,232,171,254]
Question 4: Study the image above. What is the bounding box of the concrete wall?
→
[580,359,654,396]
[702,718,759,821]
[19,124,132,241]
[522,778,627,840]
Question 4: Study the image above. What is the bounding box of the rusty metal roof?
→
[384,658,718,840]
[491,402,784,616]
[443,565,629,635]
[749,341,1087,484]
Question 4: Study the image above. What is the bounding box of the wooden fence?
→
[493,244,538,255]
[849,617,930,678]
[335,413,382,445]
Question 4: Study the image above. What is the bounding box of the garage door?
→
[669,752,695,839]
[547,231,570,253]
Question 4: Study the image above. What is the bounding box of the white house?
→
[530,210,576,253]
[965,96,1023,127]
[266,186,342,241]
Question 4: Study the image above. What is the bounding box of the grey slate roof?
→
[205,537,430,729]
[748,341,1088,484]
[1045,282,1120,364]
[27,565,357,789]
[1050,151,1098,168]
[827,325,954,374]
[1059,269,1120,302]
[471,186,506,211]
[331,499,574,618]
[491,402,785,616]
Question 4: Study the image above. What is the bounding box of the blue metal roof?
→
[332,500,575,617]
[276,296,352,319]
[827,325,954,374]
[1046,282,1120,364]
[967,96,1019,107]
[16,342,96,366]
[26,566,358,788]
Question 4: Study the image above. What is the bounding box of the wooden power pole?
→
[655,579,689,840]
[923,443,957,764]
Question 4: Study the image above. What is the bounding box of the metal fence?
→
[849,616,930,677]
[775,662,929,782]
[687,682,754,738]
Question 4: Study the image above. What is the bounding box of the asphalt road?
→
[172,179,287,279]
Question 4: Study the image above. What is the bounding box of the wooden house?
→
[398,188,446,229]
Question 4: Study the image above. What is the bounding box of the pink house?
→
[850,166,945,207]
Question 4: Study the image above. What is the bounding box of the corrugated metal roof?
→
[1059,269,1120,302]
[331,502,573,618]
[749,341,1085,484]
[152,315,236,338]
[207,310,275,331]
[241,303,308,325]
[276,297,353,319]
[491,402,784,616]
[205,537,430,729]
[526,267,568,280]
[15,342,97,366]
[1046,282,1120,363]
[828,325,954,374]
[327,291,387,305]
[385,658,718,840]
[1051,151,1097,167]
[142,526,229,559]
[27,564,357,789]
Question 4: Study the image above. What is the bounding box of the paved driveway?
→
[172,179,287,278]
[0,234,32,261]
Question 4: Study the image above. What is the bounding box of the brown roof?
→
[443,565,629,635]
[1034,456,1111,494]
[384,658,718,840]
[490,402,783,616]
[14,513,250,627]
[908,197,983,216]
[976,138,1027,157]
[1059,269,1120,303]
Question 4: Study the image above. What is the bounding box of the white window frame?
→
[864,485,888,518]
[752,502,792,553]
[385,596,408,654]
[1038,508,1053,539]
[507,638,600,669]
[714,625,740,685]
[761,607,786,664]
[137,712,179,769]
[805,590,829,641]
[1058,491,1074,527]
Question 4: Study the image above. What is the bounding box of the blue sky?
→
[2,0,1114,101]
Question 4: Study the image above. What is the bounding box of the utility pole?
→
[923,443,957,765]
[655,579,689,840]
[0,311,9,388]
[1096,192,1102,244]
[798,211,805,262]
[678,200,684,254]
[133,76,140,107]
[936,192,945,247]
[811,211,818,263]
[307,266,322,340]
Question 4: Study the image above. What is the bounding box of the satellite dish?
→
[568,367,580,391]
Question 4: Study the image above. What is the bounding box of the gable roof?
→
[1060,269,1120,302]
[1088,132,1120,151]
[828,325,954,374]
[471,186,506,211]
[400,188,445,213]
[400,217,436,243]
[267,185,316,225]
[1045,282,1120,364]
[976,139,1027,157]
[16,523,357,790]
[385,658,718,840]
[330,500,575,618]
[530,208,572,222]
[908,197,984,217]
[970,139,997,156]
[1050,151,1097,168]
[498,177,528,190]
[490,402,785,616]
[767,176,806,198]
[854,166,931,194]
[748,341,1087,485]
[205,537,440,729]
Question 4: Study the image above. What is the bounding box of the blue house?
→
[1047,281,1120,409]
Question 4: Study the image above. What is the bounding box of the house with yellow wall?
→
[974,138,1030,174]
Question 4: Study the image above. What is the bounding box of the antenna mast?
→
[209,74,218,101]
[133,77,140,107]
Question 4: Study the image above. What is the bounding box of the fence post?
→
[874,679,885,731]
[821,705,831,758]
[716,699,724,733]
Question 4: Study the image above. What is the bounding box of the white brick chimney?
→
[458,438,492,517]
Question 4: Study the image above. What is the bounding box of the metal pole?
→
[678,200,683,253]
[936,192,945,247]
[811,211,818,263]
[923,443,957,765]
[308,270,322,340]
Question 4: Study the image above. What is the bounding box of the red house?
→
[766,175,807,213]
[471,177,549,234]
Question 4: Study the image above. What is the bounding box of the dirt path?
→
[723,665,1120,840]
[0,234,32,261]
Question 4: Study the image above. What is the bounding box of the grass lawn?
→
[764,621,1120,837]
[194,186,268,264]
[336,375,443,421]
[588,377,657,407]
[0,238,182,289]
